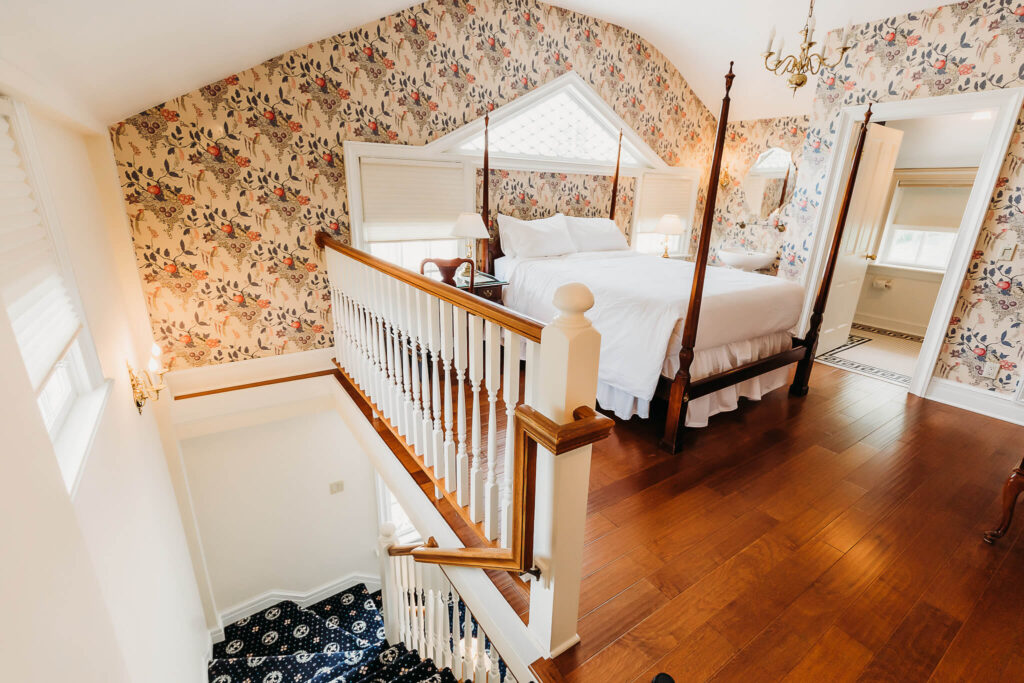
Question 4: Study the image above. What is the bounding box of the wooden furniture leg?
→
[983,457,1024,544]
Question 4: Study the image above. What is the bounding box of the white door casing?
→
[817,123,904,354]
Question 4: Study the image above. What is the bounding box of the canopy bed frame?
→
[475,65,875,454]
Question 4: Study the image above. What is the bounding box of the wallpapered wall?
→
[777,0,1024,395]
[476,168,636,237]
[712,116,810,272]
[110,0,715,368]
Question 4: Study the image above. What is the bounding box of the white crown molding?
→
[211,572,382,643]
[926,377,1024,427]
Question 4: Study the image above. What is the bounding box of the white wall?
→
[888,112,994,168]
[180,406,380,614]
[854,264,942,337]
[3,106,210,681]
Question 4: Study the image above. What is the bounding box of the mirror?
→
[742,147,796,220]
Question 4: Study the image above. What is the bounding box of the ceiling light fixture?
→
[763,0,851,94]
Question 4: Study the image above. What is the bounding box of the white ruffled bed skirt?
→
[596,331,794,427]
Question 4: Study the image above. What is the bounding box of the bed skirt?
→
[596,331,794,427]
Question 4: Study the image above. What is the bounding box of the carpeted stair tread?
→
[215,600,357,658]
[390,659,438,683]
[309,643,412,683]
[207,651,369,683]
[349,650,423,683]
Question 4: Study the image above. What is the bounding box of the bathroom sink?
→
[718,249,775,272]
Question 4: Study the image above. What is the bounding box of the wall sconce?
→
[128,343,168,414]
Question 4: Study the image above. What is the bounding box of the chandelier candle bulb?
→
[765,25,776,54]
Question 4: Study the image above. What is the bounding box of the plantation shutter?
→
[635,173,695,234]
[0,108,81,389]
[360,158,466,242]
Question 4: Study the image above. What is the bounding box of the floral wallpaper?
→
[775,0,1024,394]
[110,0,715,369]
[712,115,809,272]
[476,168,636,238]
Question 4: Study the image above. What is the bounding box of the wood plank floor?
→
[554,365,1024,683]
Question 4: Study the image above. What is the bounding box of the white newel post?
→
[528,282,600,657]
[377,522,400,644]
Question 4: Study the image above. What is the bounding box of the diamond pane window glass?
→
[459,90,641,166]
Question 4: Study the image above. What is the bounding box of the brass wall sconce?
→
[128,343,168,414]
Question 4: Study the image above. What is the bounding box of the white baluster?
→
[415,559,427,658]
[377,523,400,643]
[386,277,401,430]
[440,302,457,493]
[396,555,409,646]
[441,577,454,673]
[454,307,470,507]
[406,285,422,452]
[488,635,500,683]
[400,284,416,443]
[428,296,444,486]
[369,271,384,409]
[426,587,436,667]
[416,290,432,466]
[474,617,487,683]
[433,582,446,669]
[501,329,521,546]
[453,593,466,681]
[469,314,484,522]
[484,321,501,540]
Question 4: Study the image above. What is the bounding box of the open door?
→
[818,123,904,354]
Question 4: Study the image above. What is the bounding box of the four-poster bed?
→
[472,64,874,454]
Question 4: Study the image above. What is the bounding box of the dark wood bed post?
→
[789,104,874,396]
[660,63,735,454]
[479,113,491,273]
[609,129,622,220]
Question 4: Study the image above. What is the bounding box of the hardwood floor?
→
[556,365,1024,683]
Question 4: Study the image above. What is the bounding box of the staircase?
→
[208,583,461,683]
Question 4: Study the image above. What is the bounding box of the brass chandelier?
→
[763,0,851,93]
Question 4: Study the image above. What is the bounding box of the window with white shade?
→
[1,98,107,494]
[634,173,696,256]
[358,157,468,268]
[878,183,972,270]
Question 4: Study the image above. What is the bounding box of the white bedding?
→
[499,251,806,425]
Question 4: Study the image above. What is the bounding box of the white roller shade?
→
[893,185,971,231]
[360,158,466,242]
[0,110,81,389]
[635,173,695,234]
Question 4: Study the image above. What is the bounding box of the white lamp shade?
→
[452,212,490,239]
[655,214,686,235]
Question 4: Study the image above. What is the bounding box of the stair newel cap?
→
[378,521,398,546]
[551,282,594,329]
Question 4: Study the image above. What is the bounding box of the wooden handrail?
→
[405,404,613,572]
[316,233,543,343]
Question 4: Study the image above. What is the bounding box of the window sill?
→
[868,263,945,282]
[55,379,112,498]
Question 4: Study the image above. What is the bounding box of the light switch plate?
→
[982,361,1000,379]
[329,480,345,494]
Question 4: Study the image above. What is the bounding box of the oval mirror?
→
[742,147,796,220]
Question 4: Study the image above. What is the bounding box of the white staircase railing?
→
[380,523,515,683]
[318,234,611,671]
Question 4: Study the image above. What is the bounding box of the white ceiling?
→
[550,0,931,120]
[1,0,933,126]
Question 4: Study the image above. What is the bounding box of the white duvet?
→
[500,251,806,418]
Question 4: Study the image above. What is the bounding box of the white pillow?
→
[563,215,629,252]
[497,213,576,259]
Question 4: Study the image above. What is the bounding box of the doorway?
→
[801,89,1023,397]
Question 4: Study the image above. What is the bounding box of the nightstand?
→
[454,271,508,303]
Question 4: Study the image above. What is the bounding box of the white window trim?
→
[1,97,110,497]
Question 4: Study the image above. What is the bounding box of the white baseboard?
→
[211,571,381,643]
[853,313,928,338]
[926,377,1024,426]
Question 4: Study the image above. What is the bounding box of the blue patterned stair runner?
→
[207,583,459,683]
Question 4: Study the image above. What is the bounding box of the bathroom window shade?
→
[0,111,81,390]
[635,173,694,234]
[360,158,466,242]
[891,185,971,231]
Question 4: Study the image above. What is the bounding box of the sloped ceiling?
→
[550,0,931,120]
[3,0,932,125]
